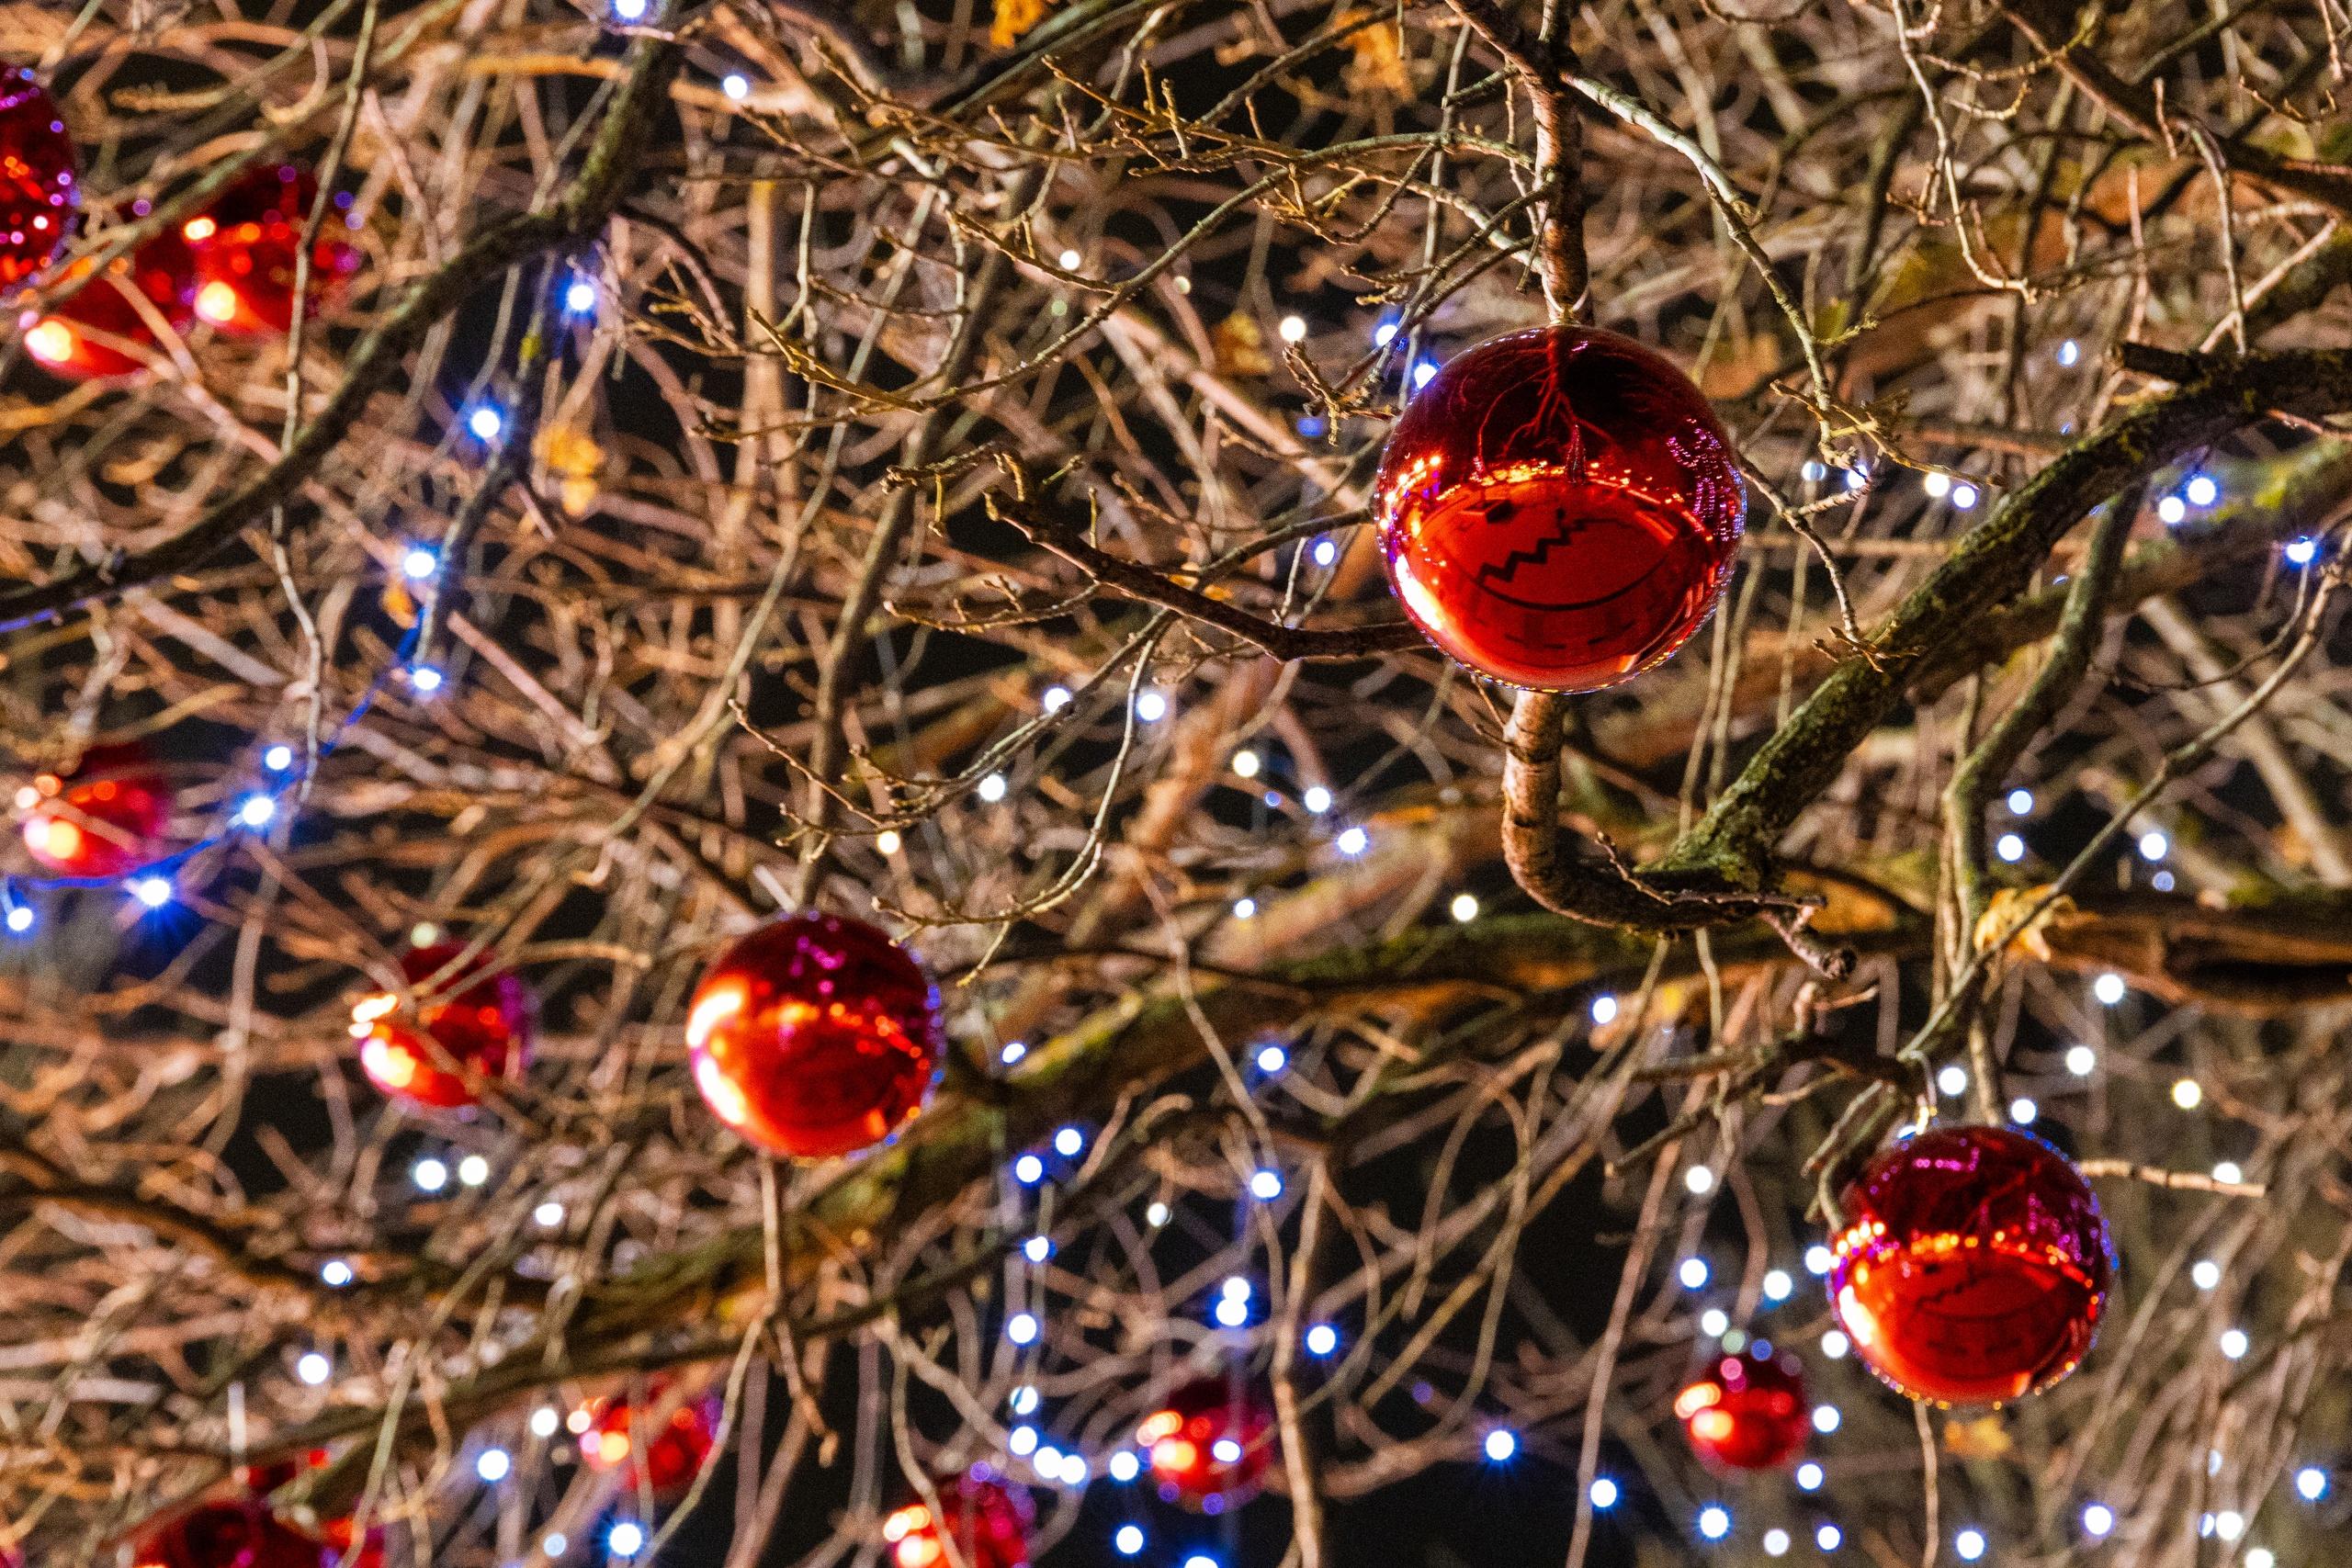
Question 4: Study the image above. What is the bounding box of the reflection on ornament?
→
[686,913,943,1158]
[1828,1125,2111,1405]
[1674,1343,1809,1471]
[184,164,362,337]
[1137,1376,1275,1512]
[881,1468,1033,1568]
[351,942,534,1110]
[19,743,172,879]
[22,226,198,380]
[0,72,76,297]
[132,1500,327,1568]
[579,1385,721,1498]
[1373,325,1744,691]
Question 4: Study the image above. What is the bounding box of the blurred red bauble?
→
[1374,325,1745,691]
[1673,1342,1809,1471]
[0,71,77,297]
[353,941,534,1110]
[882,1468,1033,1568]
[186,164,362,337]
[1828,1124,2111,1405]
[1138,1376,1275,1512]
[22,226,198,380]
[132,1501,327,1568]
[685,912,943,1158]
[581,1386,721,1498]
[18,742,172,879]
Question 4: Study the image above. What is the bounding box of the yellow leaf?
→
[1212,311,1273,378]
[538,423,605,516]
[1943,1414,2014,1461]
[991,0,1047,50]
[1340,10,1411,96]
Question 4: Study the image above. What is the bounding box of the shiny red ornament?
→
[1673,1342,1809,1471]
[22,225,198,380]
[19,742,173,879]
[1828,1124,2111,1406]
[1138,1376,1276,1512]
[132,1500,328,1568]
[580,1386,721,1498]
[1374,325,1745,691]
[0,72,76,297]
[185,164,362,337]
[686,912,944,1158]
[882,1468,1033,1568]
[353,941,534,1110]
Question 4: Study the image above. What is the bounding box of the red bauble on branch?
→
[132,1500,327,1568]
[580,1385,721,1498]
[1137,1376,1276,1512]
[0,72,77,297]
[23,225,199,380]
[352,941,534,1110]
[18,743,173,879]
[1373,325,1746,691]
[1674,1342,1810,1471]
[186,164,362,337]
[1827,1124,2112,1405]
[685,912,944,1158]
[882,1468,1033,1568]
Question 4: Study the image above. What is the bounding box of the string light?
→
[1924,472,1951,499]
[1302,785,1333,814]
[1795,1461,1824,1492]
[465,404,504,442]
[264,743,296,772]
[1310,538,1339,569]
[1812,1404,1841,1434]
[410,663,446,694]
[1009,1426,1039,1456]
[413,1156,449,1192]
[1109,1450,1140,1482]
[1054,1126,1085,1157]
[2057,339,2082,367]
[876,829,902,854]
[1938,1064,1968,1097]
[2185,473,2219,507]
[978,773,1009,803]
[2093,973,2127,1005]
[607,1520,645,1558]
[476,1448,511,1482]
[1134,691,1169,722]
[1483,1429,1517,1462]
[1679,1257,1711,1290]
[1214,1294,1249,1327]
[1250,1168,1283,1201]
[457,1154,491,1187]
[2081,1503,2114,1537]
[1697,1505,1732,1541]
[1232,897,1257,919]
[1001,1041,1028,1066]
[2192,1259,2222,1290]
[1305,1324,1339,1356]
[1042,684,1072,712]
[1231,749,1261,778]
[6,904,35,935]
[1023,1235,1053,1262]
[1410,361,1439,389]
[1684,1165,1716,1195]
[129,874,173,909]
[320,1259,354,1287]
[1146,1201,1170,1225]
[1951,481,1980,510]
[2066,1043,2098,1076]
[2212,1160,2243,1184]
[1590,995,1620,1025]
[1802,460,1827,482]
[2007,788,2033,814]
[1335,826,1369,856]
[2213,1511,2245,1542]
[1115,1526,1145,1555]
[1996,832,2025,863]
[401,545,439,581]
[2157,494,2188,526]
[1589,1477,1619,1510]
[610,0,648,17]
[1820,1329,1849,1359]
[1762,1529,1790,1557]
[1013,1154,1046,1184]
[1007,1313,1040,1345]
[2173,1078,2204,1110]
[2139,829,2169,861]
[2295,1466,2330,1501]
[1278,315,1307,344]
[1762,1269,1793,1303]
[720,73,751,101]
[1255,1043,1287,1073]
[531,1406,561,1438]
[1954,1529,1986,1562]
[1816,1524,1843,1551]
[1450,892,1479,922]
[2219,1328,2249,1360]
[2009,1098,2038,1124]
[296,1351,332,1385]
[2287,536,2320,566]
[1374,321,1399,347]
[1699,1308,1728,1337]
[1057,248,1082,269]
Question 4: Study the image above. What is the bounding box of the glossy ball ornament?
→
[1374,325,1745,691]
[685,912,944,1158]
[352,942,534,1110]
[22,225,198,380]
[1137,1376,1276,1512]
[1828,1124,2111,1406]
[0,72,76,298]
[580,1386,721,1498]
[881,1468,1033,1568]
[18,743,173,879]
[1673,1342,1809,1471]
[185,164,362,337]
[132,1501,328,1568]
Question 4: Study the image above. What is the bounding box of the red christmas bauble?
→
[685,912,944,1158]
[882,1468,1033,1568]
[1137,1376,1276,1512]
[1673,1342,1809,1471]
[22,225,198,380]
[0,72,77,298]
[18,742,172,879]
[1374,325,1745,691]
[353,941,534,1110]
[186,164,362,337]
[132,1501,328,1568]
[580,1386,721,1498]
[1828,1125,2111,1406]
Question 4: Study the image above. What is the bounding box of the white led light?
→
[1821,1329,1849,1359]
[1146,1201,1170,1225]
[1450,892,1479,922]
[1763,1529,1790,1557]
[531,1405,561,1438]
[1590,1477,1620,1510]
[401,546,439,581]
[1954,1529,1985,1562]
[1996,832,2025,863]
[129,875,173,909]
[1938,1065,1969,1097]
[1001,1042,1027,1066]
[1256,1043,1287,1073]
[2058,339,2081,367]
[1214,1295,1248,1327]
[1250,1169,1283,1201]
[458,1154,491,1188]
[608,1520,645,1558]
[1804,1245,1834,1276]
[1115,1525,1145,1555]
[1590,995,1620,1026]
[2081,1503,2113,1537]
[1812,1404,1841,1434]
[1231,749,1261,779]
[1135,691,1168,723]
[1951,482,1981,510]
[237,795,277,828]
[1035,1445,1065,1475]
[1023,1235,1053,1262]
[2219,1328,2249,1359]
[2094,972,2127,1005]
[297,1351,332,1385]
[1057,248,1081,269]
[477,1448,511,1483]
[2192,1258,2222,1290]
[413,1157,449,1192]
[1184,1556,1219,1568]
[978,773,1008,803]
[1374,321,1399,347]
[2066,1043,2098,1076]
[1305,1324,1338,1356]
[1699,1308,1729,1337]
[563,276,598,315]
[1310,538,1338,569]
[2287,537,2320,566]
[1411,361,1439,389]
[1302,788,1334,818]
[1803,460,1827,482]
[1685,1166,1716,1195]
[1335,826,1368,856]
[1013,1154,1046,1184]
[1484,1429,1517,1461]
[2296,1465,2329,1500]
[2246,1549,2275,1568]
[1009,1425,1038,1456]
[1007,1312,1040,1345]
[2173,1077,2204,1110]
[467,405,504,442]
[2214,1511,2245,1542]
[265,744,296,772]
[721,73,750,101]
[1763,1269,1793,1303]
[1278,314,1307,344]
[1011,1385,1040,1416]
[1232,897,1257,919]
[610,0,648,17]
[1697,1505,1731,1541]
[1845,467,1869,492]
[1679,1258,1711,1290]
[2186,474,2218,506]
[1054,1126,1085,1157]
[543,1534,567,1557]
[2139,830,2169,862]
[1795,1462,1823,1492]
[1042,684,1072,712]
[2158,495,2188,525]
[2007,788,2033,815]
[410,664,446,694]
[1924,471,1951,499]
[1109,1450,1140,1482]
[320,1259,354,1288]
[2009,1098,2038,1125]
[2213,1160,2243,1185]
[1816,1524,1842,1551]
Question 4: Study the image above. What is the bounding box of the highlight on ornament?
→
[1674,1341,1810,1471]
[351,940,536,1110]
[1136,1375,1277,1512]
[0,71,77,297]
[1826,1124,2112,1405]
[17,743,174,881]
[684,911,944,1158]
[1372,324,1746,691]
[880,1467,1033,1568]
[577,1383,722,1500]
